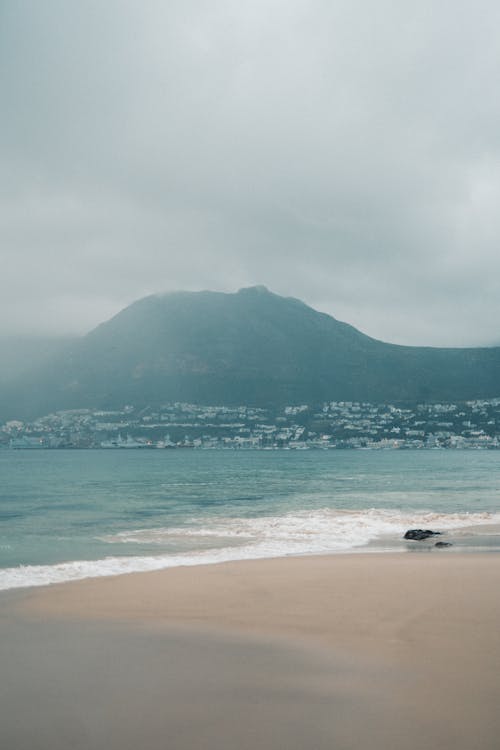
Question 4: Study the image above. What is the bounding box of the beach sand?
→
[2,552,500,749]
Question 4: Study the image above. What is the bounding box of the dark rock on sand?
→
[404,529,442,541]
[435,541,453,548]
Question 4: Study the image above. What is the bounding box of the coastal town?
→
[2,398,500,450]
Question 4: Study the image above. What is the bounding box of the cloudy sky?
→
[1,0,500,346]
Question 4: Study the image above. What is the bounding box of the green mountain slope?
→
[2,286,500,419]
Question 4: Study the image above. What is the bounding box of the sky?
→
[1,0,500,346]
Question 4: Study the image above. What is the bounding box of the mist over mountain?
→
[0,338,74,386]
[1,286,500,421]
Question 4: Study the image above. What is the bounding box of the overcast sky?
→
[1,0,500,346]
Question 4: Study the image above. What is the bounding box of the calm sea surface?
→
[1,449,499,590]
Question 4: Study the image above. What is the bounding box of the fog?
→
[1,1,500,345]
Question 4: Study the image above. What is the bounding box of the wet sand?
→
[2,552,500,749]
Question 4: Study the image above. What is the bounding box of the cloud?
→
[1,0,500,344]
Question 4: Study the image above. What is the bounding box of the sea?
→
[1,449,500,591]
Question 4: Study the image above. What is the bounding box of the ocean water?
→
[1,449,499,591]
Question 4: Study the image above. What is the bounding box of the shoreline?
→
[2,520,500,594]
[9,550,500,651]
[3,551,500,749]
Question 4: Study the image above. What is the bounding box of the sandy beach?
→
[2,552,500,749]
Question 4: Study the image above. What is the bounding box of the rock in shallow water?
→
[404,529,442,541]
[435,541,453,548]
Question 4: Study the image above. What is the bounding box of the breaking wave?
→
[1,508,499,591]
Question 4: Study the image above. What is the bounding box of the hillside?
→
[1,286,500,419]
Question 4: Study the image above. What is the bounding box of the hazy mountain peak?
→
[1,287,500,420]
[237,285,271,295]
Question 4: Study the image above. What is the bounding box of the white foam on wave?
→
[1,508,499,591]
[103,508,500,547]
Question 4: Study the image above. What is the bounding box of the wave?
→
[1,508,499,591]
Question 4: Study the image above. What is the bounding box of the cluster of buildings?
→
[2,398,500,450]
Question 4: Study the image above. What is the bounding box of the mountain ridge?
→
[1,286,499,420]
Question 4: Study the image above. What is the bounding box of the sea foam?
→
[1,508,499,591]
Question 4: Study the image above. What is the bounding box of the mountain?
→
[2,286,500,420]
